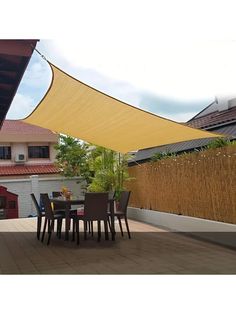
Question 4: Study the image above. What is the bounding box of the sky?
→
[5,1,236,122]
[7,40,214,122]
[6,40,217,122]
[5,39,220,122]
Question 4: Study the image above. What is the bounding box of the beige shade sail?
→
[23,62,220,153]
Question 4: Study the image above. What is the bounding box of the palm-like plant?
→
[55,136,132,199]
[87,146,131,199]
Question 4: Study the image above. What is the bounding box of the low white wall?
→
[0,176,82,218]
[128,207,236,248]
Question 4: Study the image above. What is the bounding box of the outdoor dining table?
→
[50,195,116,241]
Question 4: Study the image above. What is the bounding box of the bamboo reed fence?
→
[127,146,236,224]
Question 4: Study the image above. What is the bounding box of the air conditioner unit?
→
[15,154,26,163]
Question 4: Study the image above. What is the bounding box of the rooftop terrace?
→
[0,218,236,274]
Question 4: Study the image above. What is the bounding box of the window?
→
[28,146,49,158]
[0,146,11,160]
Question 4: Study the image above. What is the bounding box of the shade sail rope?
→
[33,46,49,62]
[23,50,220,153]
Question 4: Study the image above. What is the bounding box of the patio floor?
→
[0,217,236,274]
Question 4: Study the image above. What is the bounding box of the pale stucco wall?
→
[0,176,82,218]
[0,142,57,165]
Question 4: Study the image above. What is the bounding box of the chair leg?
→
[37,217,42,240]
[56,219,61,238]
[118,216,124,237]
[58,219,62,239]
[48,218,54,232]
[88,220,91,234]
[104,220,109,240]
[97,220,101,242]
[48,218,51,233]
[83,221,87,240]
[76,219,80,245]
[72,219,75,241]
[124,216,131,239]
[41,218,47,242]
[109,215,116,236]
[107,216,112,232]
[47,220,54,245]
[91,221,93,237]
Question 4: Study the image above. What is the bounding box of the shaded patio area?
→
[0,218,236,274]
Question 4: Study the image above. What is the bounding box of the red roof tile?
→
[0,164,59,176]
[0,120,56,135]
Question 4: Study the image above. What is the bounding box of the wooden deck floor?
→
[0,217,236,274]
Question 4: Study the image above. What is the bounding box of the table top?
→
[50,195,115,205]
[50,196,84,205]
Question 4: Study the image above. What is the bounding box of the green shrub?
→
[150,138,236,163]
[151,151,176,161]
[207,138,231,149]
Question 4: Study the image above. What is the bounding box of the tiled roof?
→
[130,102,236,164]
[131,123,236,164]
[0,120,56,135]
[187,106,236,129]
[0,164,59,176]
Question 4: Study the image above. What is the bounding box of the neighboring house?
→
[0,120,82,218]
[130,97,236,165]
[0,119,58,218]
[0,119,59,179]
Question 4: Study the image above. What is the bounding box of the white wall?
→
[49,143,57,161]
[11,143,27,163]
[128,207,236,248]
[0,142,57,165]
[0,176,82,217]
[1,178,32,217]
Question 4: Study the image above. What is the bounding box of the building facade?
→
[0,120,81,218]
[0,120,58,175]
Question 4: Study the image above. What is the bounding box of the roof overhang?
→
[0,39,38,127]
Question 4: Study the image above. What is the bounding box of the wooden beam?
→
[0,75,17,85]
[0,89,13,97]
[0,40,38,127]
[0,40,38,57]
[0,56,20,71]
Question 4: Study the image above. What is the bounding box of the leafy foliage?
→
[151,151,176,161]
[87,147,116,192]
[87,147,132,199]
[207,138,232,149]
[54,136,133,199]
[54,135,89,179]
[151,139,236,162]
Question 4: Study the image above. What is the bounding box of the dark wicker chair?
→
[110,191,131,238]
[53,191,79,236]
[83,192,115,236]
[31,193,45,240]
[40,193,65,245]
[72,192,109,245]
